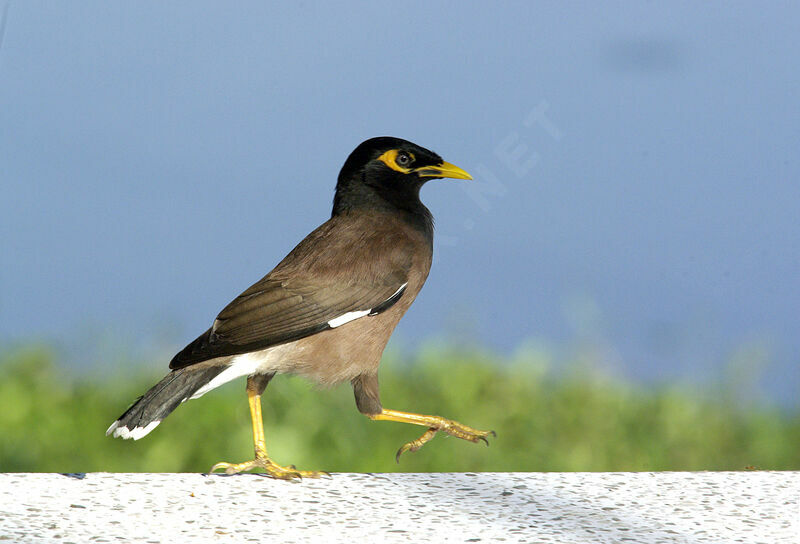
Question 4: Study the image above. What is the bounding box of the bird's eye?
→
[377,149,416,172]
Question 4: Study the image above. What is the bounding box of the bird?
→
[107,136,494,479]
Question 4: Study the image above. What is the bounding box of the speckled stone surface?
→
[1,472,798,543]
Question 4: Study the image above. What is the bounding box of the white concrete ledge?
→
[2,472,798,543]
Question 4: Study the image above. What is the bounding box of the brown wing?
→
[169,215,414,369]
[169,276,407,369]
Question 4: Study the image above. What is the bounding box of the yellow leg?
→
[369,408,495,462]
[209,376,328,479]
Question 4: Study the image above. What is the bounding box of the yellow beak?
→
[415,161,473,180]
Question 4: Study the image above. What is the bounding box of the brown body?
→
[241,210,432,407]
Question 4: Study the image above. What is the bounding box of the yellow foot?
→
[209,455,329,480]
[396,420,496,462]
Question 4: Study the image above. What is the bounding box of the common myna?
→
[107,137,493,479]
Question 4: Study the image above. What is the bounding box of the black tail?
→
[106,365,226,440]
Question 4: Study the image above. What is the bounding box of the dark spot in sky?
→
[601,36,684,74]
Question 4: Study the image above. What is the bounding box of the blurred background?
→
[1,2,798,472]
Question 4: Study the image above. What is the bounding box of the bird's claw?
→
[395,428,437,462]
[395,423,495,462]
[478,430,497,447]
[209,455,327,480]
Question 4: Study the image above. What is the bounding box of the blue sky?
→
[1,2,798,404]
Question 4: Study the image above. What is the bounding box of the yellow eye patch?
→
[377,149,415,173]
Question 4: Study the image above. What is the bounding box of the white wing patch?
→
[327,309,371,328]
[326,282,408,329]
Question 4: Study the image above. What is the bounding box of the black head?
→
[333,137,471,217]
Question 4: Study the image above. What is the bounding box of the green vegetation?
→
[1,343,797,473]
